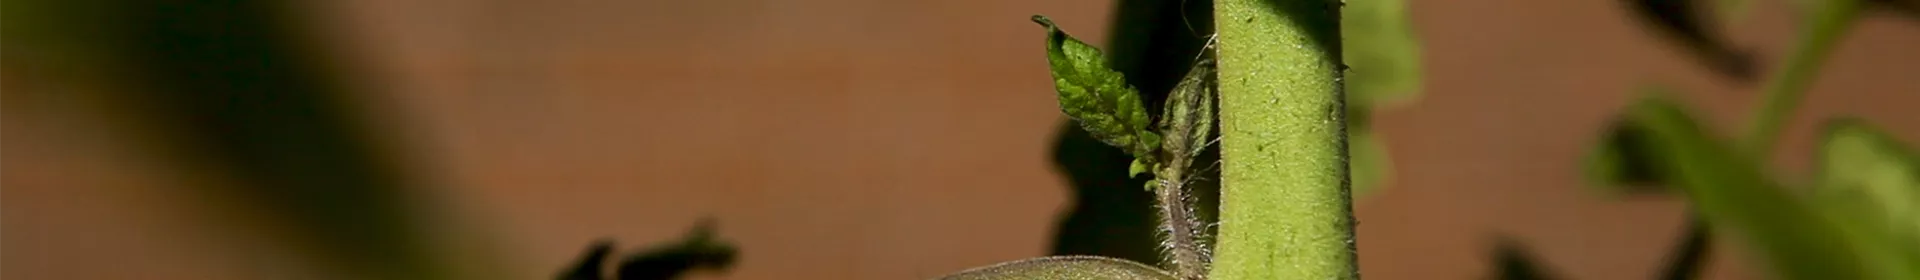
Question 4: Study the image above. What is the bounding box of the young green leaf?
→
[937,256,1178,280]
[1131,159,1152,178]
[1158,57,1217,169]
[1033,15,1161,160]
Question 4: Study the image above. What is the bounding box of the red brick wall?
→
[5,0,1917,279]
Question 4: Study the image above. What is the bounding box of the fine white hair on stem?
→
[1151,39,1220,280]
[1154,176,1209,280]
[1193,34,1220,62]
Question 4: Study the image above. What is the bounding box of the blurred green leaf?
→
[1812,119,1920,278]
[1034,15,1162,160]
[100,0,455,277]
[1342,0,1424,106]
[1816,119,1920,240]
[1341,0,1422,199]
[938,256,1178,280]
[1616,97,1916,279]
[1346,103,1393,199]
[1718,0,1754,26]
[1349,129,1390,198]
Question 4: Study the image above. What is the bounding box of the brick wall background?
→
[5,0,1917,279]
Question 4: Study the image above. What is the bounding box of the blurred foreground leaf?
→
[1812,119,1920,277]
[1349,129,1390,197]
[1342,0,1423,197]
[1615,98,1918,279]
[53,0,459,277]
[1343,0,1424,106]
[1816,119,1920,239]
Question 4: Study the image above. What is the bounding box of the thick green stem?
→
[1740,0,1860,155]
[1208,0,1353,279]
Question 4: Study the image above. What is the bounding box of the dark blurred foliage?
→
[1873,0,1920,17]
[1656,220,1712,280]
[557,221,738,280]
[1491,237,1561,280]
[8,0,741,278]
[1576,1,1920,279]
[1047,0,1219,264]
[1556,1,1761,278]
[1624,0,1758,82]
[1623,0,1920,83]
[123,3,443,277]
[6,0,448,278]
[1591,115,1670,189]
[560,241,620,280]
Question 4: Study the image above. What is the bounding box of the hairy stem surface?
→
[1155,168,1209,279]
[1208,0,1354,279]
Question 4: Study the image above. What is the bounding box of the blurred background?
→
[3,0,1917,279]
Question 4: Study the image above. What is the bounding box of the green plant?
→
[938,0,1424,277]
